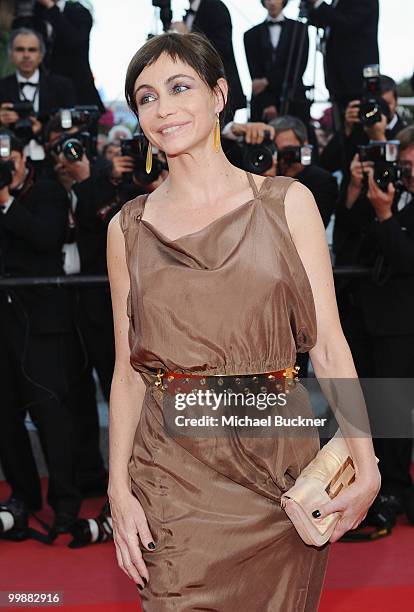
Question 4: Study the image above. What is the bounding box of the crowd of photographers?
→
[1,0,414,547]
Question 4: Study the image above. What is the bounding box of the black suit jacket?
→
[333,189,414,335]
[35,1,105,112]
[191,0,246,113]
[309,0,379,101]
[386,114,407,140]
[296,165,338,228]
[244,18,309,122]
[0,178,73,334]
[0,71,77,121]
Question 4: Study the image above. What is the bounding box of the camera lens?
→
[63,139,84,162]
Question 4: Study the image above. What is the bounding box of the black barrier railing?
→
[0,267,372,288]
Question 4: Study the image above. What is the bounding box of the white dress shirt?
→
[396,190,413,213]
[16,68,40,112]
[266,14,286,50]
[184,0,201,31]
[0,196,14,214]
[62,189,81,275]
[56,0,66,12]
[387,113,398,133]
[16,68,45,161]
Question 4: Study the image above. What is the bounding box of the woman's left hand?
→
[313,467,381,543]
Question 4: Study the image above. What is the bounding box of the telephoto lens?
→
[68,500,113,548]
[62,138,84,162]
[0,497,29,541]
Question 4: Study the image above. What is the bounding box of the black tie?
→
[267,20,285,27]
[19,81,37,89]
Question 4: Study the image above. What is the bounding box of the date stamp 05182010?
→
[0,592,63,607]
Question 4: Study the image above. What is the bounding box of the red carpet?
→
[1,478,413,611]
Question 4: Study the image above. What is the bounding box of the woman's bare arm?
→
[106,210,146,497]
[284,181,379,476]
[283,181,380,540]
[106,210,154,586]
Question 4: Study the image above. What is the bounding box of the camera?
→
[59,106,101,130]
[357,140,411,192]
[50,106,101,161]
[276,145,313,170]
[0,497,29,541]
[359,64,390,127]
[0,133,14,189]
[224,129,277,174]
[68,500,113,548]
[120,135,168,184]
[223,129,313,175]
[8,102,36,144]
[51,131,91,162]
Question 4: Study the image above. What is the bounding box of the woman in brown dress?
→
[106,32,381,611]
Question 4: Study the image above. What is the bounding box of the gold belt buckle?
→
[154,368,165,392]
[283,365,300,381]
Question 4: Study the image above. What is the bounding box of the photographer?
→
[222,116,337,228]
[174,0,246,122]
[43,115,167,482]
[0,27,76,168]
[333,128,414,531]
[33,0,105,112]
[41,112,127,498]
[244,1,310,125]
[307,0,379,114]
[267,115,338,227]
[0,131,83,537]
[321,74,407,174]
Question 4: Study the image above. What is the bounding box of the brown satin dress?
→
[119,171,330,611]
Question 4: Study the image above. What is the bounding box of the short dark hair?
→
[0,129,24,154]
[260,0,289,8]
[396,125,414,153]
[125,32,229,128]
[8,27,45,59]
[380,75,398,100]
[268,115,308,145]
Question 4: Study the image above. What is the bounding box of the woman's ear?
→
[214,78,228,114]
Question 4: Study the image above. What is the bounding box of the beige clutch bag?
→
[280,430,379,547]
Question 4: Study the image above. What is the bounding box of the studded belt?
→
[153,366,300,394]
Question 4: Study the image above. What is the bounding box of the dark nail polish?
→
[137,583,144,591]
[142,577,148,585]
[148,541,155,550]
[312,509,321,518]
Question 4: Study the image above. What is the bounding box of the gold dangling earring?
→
[145,140,153,174]
[213,112,221,152]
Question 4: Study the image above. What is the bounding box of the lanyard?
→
[19,83,40,111]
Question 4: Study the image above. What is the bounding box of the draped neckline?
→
[139,171,271,244]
